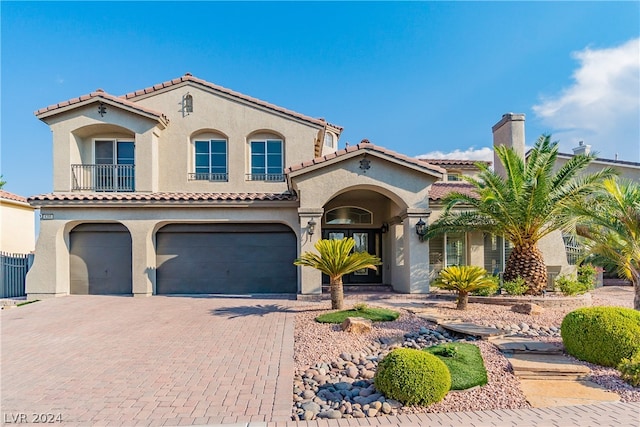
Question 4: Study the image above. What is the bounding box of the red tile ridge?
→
[27,192,297,204]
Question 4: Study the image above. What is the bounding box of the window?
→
[447,173,462,181]
[324,132,334,148]
[429,233,467,280]
[325,207,373,225]
[483,234,514,275]
[249,139,284,181]
[93,139,135,191]
[191,139,228,181]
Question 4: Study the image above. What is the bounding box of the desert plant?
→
[432,265,496,310]
[426,135,614,295]
[472,276,499,296]
[294,238,381,310]
[430,344,459,358]
[375,348,451,405]
[561,307,640,367]
[618,353,640,387]
[353,302,368,311]
[555,273,593,296]
[502,277,528,296]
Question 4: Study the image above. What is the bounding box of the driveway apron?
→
[1,296,295,426]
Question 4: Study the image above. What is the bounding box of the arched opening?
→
[69,223,132,295]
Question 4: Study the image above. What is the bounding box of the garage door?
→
[156,223,297,294]
[69,223,132,295]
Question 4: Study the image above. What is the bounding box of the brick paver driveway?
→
[1,296,295,426]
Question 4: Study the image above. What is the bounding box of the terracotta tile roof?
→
[35,89,169,125]
[286,140,447,175]
[0,190,29,204]
[429,182,478,201]
[28,192,297,205]
[121,73,343,134]
[418,158,491,166]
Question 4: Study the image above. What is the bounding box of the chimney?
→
[492,113,525,178]
[572,140,591,156]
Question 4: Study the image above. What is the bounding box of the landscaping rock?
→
[341,317,373,333]
[512,303,545,315]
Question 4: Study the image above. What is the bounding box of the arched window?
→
[325,207,373,225]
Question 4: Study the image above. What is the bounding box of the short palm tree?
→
[294,238,381,310]
[432,266,496,310]
[427,135,615,295]
[572,178,640,310]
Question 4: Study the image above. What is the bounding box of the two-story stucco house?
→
[27,74,461,299]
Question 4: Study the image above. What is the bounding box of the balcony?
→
[71,164,135,192]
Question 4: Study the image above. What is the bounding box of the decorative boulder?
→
[341,317,372,333]
[511,303,545,315]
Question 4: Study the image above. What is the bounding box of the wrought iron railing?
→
[71,164,135,192]
[245,173,285,182]
[188,172,228,182]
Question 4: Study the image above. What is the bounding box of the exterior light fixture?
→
[381,223,389,234]
[184,93,193,114]
[98,102,107,117]
[307,219,317,236]
[415,218,427,241]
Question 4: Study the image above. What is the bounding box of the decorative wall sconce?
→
[183,93,193,114]
[307,219,317,236]
[381,223,389,234]
[359,157,371,173]
[415,218,427,241]
[97,102,107,117]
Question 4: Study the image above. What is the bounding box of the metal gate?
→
[1,252,33,298]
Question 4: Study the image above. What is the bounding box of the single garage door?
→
[156,223,297,294]
[69,223,132,295]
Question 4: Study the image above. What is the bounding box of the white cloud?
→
[533,38,640,161]
[417,146,494,163]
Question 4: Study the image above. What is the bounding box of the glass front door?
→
[322,229,382,284]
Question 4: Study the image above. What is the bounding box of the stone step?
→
[493,338,564,354]
[439,322,505,340]
[519,379,620,407]
[506,354,591,377]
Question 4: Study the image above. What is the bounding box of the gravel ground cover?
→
[292,286,639,421]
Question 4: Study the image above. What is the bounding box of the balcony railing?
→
[246,173,285,182]
[188,172,228,182]
[71,164,135,192]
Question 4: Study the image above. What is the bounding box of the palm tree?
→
[426,135,615,295]
[432,266,496,310]
[294,238,381,309]
[572,178,640,310]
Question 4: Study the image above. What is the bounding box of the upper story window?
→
[190,139,228,181]
[447,172,462,182]
[325,207,373,225]
[324,132,334,148]
[248,139,284,181]
[71,139,135,192]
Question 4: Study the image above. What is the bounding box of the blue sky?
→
[2,1,639,198]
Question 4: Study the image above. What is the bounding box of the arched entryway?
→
[69,223,133,295]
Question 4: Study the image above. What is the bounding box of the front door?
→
[322,229,382,284]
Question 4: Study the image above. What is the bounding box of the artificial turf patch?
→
[424,342,488,390]
[315,306,400,323]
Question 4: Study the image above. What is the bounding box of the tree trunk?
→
[330,276,344,310]
[456,291,469,310]
[503,242,548,295]
[632,271,640,311]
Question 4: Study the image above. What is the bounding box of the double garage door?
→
[156,223,297,294]
[69,223,297,295]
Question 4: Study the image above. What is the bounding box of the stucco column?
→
[298,208,323,295]
[402,209,431,293]
[121,220,156,296]
[134,129,160,193]
[468,231,485,269]
[26,220,70,299]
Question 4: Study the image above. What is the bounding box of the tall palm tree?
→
[573,178,640,310]
[294,238,381,309]
[432,266,496,310]
[426,135,615,295]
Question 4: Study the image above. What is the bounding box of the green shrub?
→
[375,348,451,405]
[618,353,640,387]
[472,276,499,296]
[315,306,400,323]
[353,302,368,311]
[555,275,590,296]
[502,277,528,296]
[425,343,488,390]
[578,264,597,289]
[561,307,640,367]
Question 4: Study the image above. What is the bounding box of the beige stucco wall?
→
[553,157,640,182]
[26,204,299,299]
[134,83,333,193]
[0,200,36,254]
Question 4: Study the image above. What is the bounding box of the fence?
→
[1,252,33,298]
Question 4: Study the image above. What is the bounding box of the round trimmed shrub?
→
[561,306,640,367]
[374,348,451,406]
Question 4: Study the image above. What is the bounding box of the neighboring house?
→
[552,141,640,182]
[26,75,572,299]
[0,190,35,254]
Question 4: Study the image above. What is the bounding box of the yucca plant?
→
[432,266,496,310]
[427,135,615,295]
[294,238,381,309]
